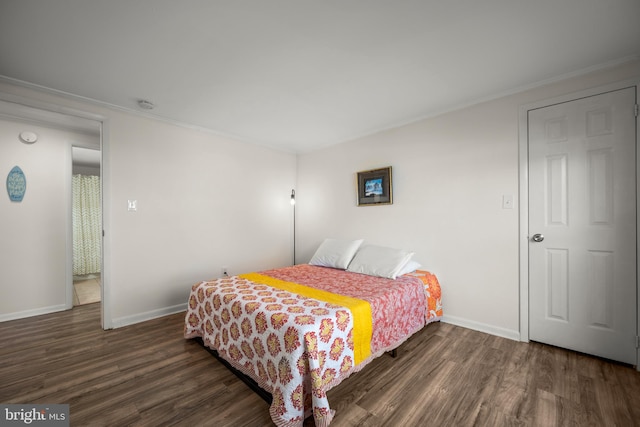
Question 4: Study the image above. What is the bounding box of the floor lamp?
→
[290,189,296,265]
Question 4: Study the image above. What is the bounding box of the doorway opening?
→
[72,147,101,306]
[0,94,108,328]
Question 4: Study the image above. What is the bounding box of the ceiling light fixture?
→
[137,99,155,110]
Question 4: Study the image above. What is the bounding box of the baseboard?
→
[0,304,68,323]
[111,303,187,329]
[1,303,521,344]
[441,314,521,341]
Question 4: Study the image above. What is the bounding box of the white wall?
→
[107,113,296,326]
[0,82,297,327]
[0,118,98,319]
[1,60,637,333]
[297,60,640,339]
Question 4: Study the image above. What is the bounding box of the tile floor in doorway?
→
[73,274,101,306]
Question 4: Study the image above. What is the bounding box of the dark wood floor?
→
[1,304,639,426]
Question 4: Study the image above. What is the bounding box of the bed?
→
[184,242,442,427]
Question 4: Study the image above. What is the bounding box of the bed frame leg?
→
[389,349,397,358]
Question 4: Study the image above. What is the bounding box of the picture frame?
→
[356,166,392,206]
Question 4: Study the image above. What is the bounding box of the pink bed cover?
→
[184,264,443,427]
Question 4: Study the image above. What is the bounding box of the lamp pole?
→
[290,189,296,265]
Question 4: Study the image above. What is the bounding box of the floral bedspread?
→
[184,264,442,427]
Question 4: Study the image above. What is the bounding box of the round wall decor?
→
[7,166,26,202]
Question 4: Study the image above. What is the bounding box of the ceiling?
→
[1,1,639,153]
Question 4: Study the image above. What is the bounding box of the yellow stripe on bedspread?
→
[239,272,372,365]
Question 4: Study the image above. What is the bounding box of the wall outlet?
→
[221,267,229,277]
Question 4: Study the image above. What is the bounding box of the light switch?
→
[502,195,514,209]
[128,200,137,211]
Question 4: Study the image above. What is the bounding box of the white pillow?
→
[309,238,364,270]
[346,245,415,279]
[397,260,422,276]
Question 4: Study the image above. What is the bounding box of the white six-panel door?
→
[528,87,637,364]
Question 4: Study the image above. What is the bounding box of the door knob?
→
[532,233,544,242]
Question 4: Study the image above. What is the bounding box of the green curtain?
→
[72,175,101,275]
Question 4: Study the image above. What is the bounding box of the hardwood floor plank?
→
[593,363,635,426]
[533,389,558,426]
[615,362,640,422]
[376,359,459,426]
[473,403,529,427]
[327,403,382,427]
[2,304,640,426]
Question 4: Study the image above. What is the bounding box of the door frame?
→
[518,79,639,368]
[0,90,112,330]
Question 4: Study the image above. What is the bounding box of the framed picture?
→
[356,166,392,206]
